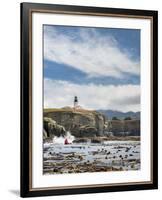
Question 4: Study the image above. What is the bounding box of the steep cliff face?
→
[44,108,106,137]
[107,119,140,136]
[43,117,66,139]
[43,108,140,138]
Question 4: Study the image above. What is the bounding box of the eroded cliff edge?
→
[44,108,105,137]
[43,108,140,139]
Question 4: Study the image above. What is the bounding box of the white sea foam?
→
[53,131,75,144]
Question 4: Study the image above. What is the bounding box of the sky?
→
[43,25,140,112]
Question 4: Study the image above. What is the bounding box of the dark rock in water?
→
[73,138,88,143]
[43,117,66,138]
[132,151,139,153]
[125,147,131,152]
[131,164,135,168]
[78,155,84,160]
[91,138,102,143]
[53,168,59,172]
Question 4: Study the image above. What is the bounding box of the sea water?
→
[43,136,140,174]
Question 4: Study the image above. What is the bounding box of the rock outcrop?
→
[43,117,66,139]
[44,108,106,137]
[106,119,140,136]
[43,108,140,138]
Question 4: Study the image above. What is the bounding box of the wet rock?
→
[78,155,84,160]
[73,138,88,143]
[132,151,139,153]
[53,168,59,172]
[92,151,99,155]
[114,146,125,149]
[91,138,102,143]
[131,164,135,169]
[44,117,66,138]
[43,129,48,139]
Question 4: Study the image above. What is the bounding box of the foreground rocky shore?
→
[43,108,140,175]
[43,141,140,174]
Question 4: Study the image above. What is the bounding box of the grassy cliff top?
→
[44,107,99,115]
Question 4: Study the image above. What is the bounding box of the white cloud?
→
[44,79,140,112]
[44,26,140,78]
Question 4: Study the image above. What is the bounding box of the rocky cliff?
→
[43,117,66,139]
[44,108,106,138]
[43,108,140,138]
[106,119,140,136]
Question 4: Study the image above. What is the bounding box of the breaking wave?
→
[53,131,75,144]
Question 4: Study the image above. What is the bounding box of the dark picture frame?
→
[21,2,158,197]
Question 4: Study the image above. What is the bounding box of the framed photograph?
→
[21,2,158,197]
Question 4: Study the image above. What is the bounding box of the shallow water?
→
[43,141,140,174]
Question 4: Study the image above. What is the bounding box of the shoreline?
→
[44,136,140,144]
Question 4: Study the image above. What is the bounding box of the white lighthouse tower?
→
[74,96,78,110]
[73,96,82,111]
